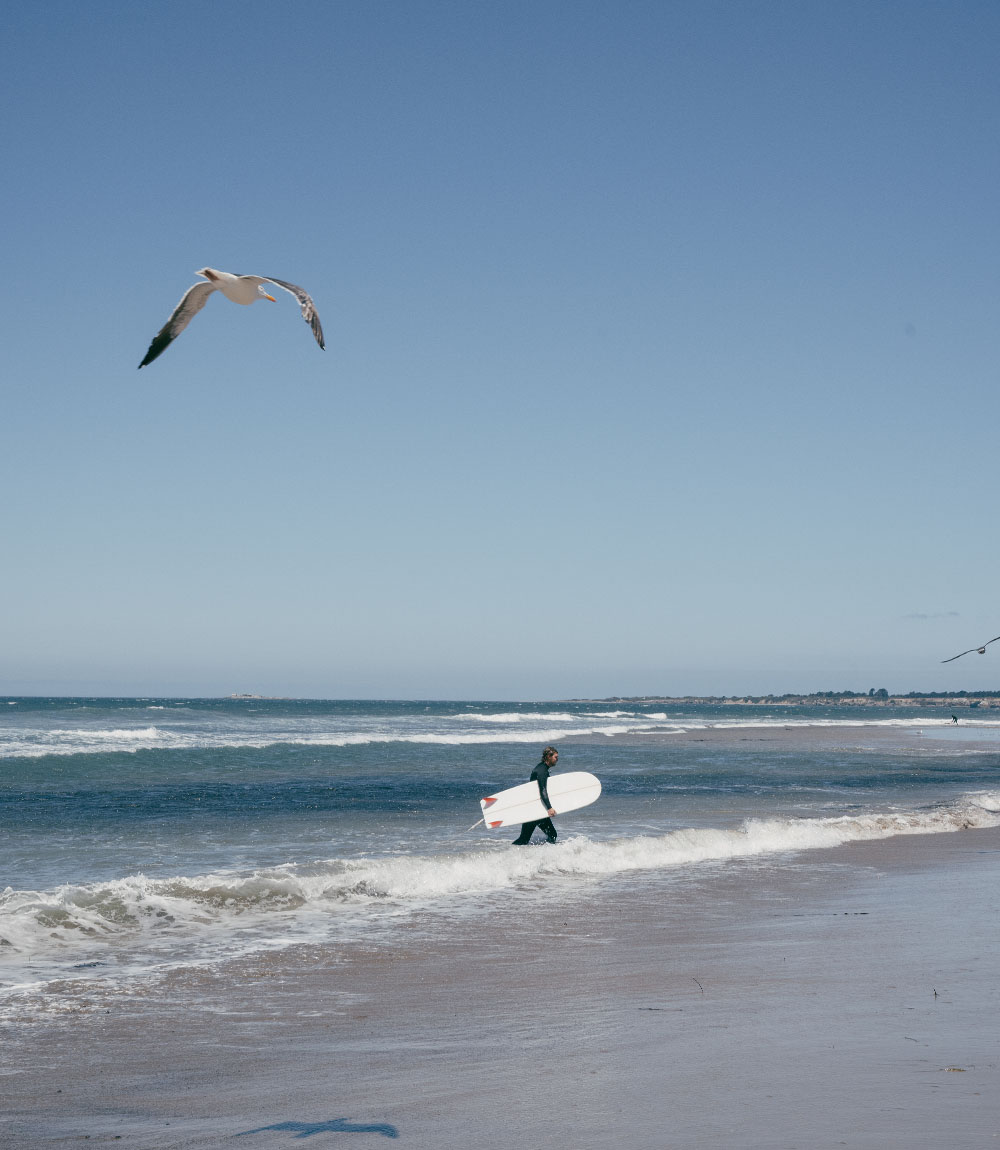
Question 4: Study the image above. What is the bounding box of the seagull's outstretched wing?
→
[139,281,217,368]
[941,635,1000,663]
[264,277,325,350]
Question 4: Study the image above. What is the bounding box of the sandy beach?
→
[5,822,998,1149]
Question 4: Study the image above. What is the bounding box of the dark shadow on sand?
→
[237,1118,399,1139]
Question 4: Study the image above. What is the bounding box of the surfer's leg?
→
[539,818,557,843]
[512,820,538,845]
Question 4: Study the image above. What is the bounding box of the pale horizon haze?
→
[2,1,998,700]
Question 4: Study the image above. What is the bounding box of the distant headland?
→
[591,689,1000,709]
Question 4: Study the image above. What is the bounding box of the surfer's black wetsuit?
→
[512,760,557,845]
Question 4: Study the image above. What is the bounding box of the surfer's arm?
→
[535,766,555,814]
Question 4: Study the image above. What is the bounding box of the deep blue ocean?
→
[3,696,999,1010]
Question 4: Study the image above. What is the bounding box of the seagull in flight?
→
[941,635,1000,663]
[139,268,325,367]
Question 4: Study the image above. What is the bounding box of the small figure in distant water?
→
[512,746,560,845]
[952,715,959,724]
[942,635,1000,663]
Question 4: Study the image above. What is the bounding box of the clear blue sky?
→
[2,1,997,699]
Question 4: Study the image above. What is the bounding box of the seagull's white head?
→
[257,284,277,302]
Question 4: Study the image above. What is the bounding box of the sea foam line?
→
[0,722,670,758]
[2,790,997,976]
[5,711,999,761]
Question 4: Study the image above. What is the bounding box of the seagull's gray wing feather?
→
[942,649,976,663]
[139,281,217,368]
[264,277,325,350]
[941,635,1000,663]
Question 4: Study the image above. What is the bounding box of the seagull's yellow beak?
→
[263,292,277,302]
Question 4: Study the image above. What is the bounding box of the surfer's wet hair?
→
[542,746,558,761]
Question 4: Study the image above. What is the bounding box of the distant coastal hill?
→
[594,690,1000,709]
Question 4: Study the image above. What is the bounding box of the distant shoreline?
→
[4,692,1000,709]
[583,693,1000,709]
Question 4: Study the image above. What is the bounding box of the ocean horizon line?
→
[4,691,1000,705]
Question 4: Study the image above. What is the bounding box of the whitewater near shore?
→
[2,697,1000,1008]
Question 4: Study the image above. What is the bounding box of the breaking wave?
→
[6,709,994,760]
[0,719,673,758]
[3,789,998,996]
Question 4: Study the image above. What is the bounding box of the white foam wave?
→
[6,708,997,760]
[282,726,626,748]
[0,727,169,757]
[3,790,997,988]
[451,711,582,723]
[49,726,163,741]
[0,722,664,758]
[452,712,527,723]
[87,726,162,740]
[361,724,659,745]
[456,710,670,724]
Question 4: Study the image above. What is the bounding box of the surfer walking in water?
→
[512,746,560,845]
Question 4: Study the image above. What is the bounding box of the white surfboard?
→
[480,771,602,829]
